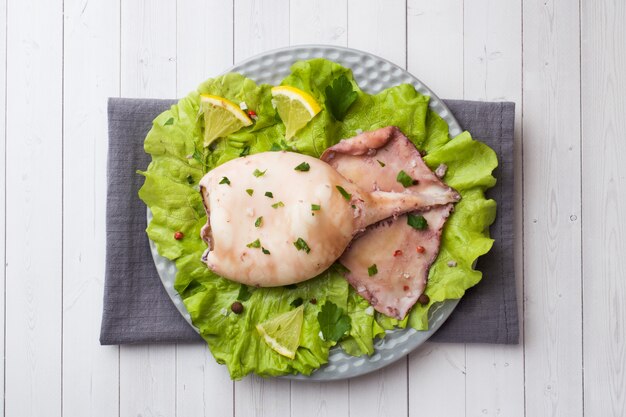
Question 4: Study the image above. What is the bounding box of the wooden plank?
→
[406,0,463,98]
[345,2,408,416]
[0,0,6,414]
[407,1,465,416]
[289,0,347,46]
[175,2,235,416]
[233,0,289,62]
[119,1,177,416]
[61,0,120,416]
[522,0,583,415]
[463,1,525,416]
[176,0,233,95]
[233,2,291,416]
[347,0,406,67]
[581,0,626,416]
[5,0,63,415]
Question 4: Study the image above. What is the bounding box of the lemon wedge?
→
[271,86,321,139]
[200,94,253,147]
[256,305,304,359]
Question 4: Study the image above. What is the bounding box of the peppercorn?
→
[174,231,184,240]
[417,294,430,305]
[231,301,244,314]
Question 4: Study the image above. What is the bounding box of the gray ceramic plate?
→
[148,45,462,381]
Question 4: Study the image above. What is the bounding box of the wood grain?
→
[581,0,626,416]
[175,2,235,416]
[0,0,6,414]
[62,0,120,416]
[523,0,583,415]
[119,0,177,416]
[463,1,525,416]
[289,0,347,46]
[5,0,63,416]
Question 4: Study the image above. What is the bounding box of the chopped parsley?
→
[246,239,261,249]
[377,160,386,167]
[163,117,174,126]
[293,238,311,254]
[317,301,351,342]
[253,169,266,177]
[335,185,352,201]
[407,213,428,230]
[219,176,231,185]
[254,217,263,227]
[325,75,358,121]
[246,188,254,196]
[311,204,321,211]
[239,146,250,157]
[237,285,252,301]
[290,297,304,308]
[396,170,414,187]
[271,201,284,209]
[264,191,274,198]
[367,264,378,276]
[261,247,271,255]
[294,162,310,172]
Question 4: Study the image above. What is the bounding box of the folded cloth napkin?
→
[100,98,518,345]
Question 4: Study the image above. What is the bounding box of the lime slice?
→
[200,94,253,147]
[256,305,304,359]
[271,86,322,140]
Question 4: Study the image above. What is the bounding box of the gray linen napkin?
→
[100,98,518,345]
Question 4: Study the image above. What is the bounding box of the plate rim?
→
[147,44,463,381]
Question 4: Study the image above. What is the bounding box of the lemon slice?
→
[200,94,253,147]
[256,305,304,359]
[271,86,321,140]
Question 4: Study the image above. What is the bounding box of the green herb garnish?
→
[261,247,270,255]
[311,204,321,211]
[293,238,311,253]
[317,301,351,342]
[219,177,231,185]
[237,285,252,301]
[246,239,261,248]
[246,189,254,196]
[264,191,274,198]
[335,185,352,201]
[325,75,357,121]
[255,217,263,227]
[377,160,386,167]
[407,213,428,230]
[294,162,310,172]
[396,170,414,188]
[271,201,284,209]
[367,264,378,276]
[253,169,266,177]
[290,298,304,308]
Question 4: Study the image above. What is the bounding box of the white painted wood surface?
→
[3,0,624,416]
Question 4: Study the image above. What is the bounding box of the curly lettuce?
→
[138,58,497,379]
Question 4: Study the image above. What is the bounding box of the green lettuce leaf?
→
[138,58,498,377]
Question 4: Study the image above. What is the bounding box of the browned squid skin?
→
[321,126,460,320]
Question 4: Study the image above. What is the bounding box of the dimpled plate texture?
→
[148,45,462,381]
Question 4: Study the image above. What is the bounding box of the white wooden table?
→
[4,0,624,416]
